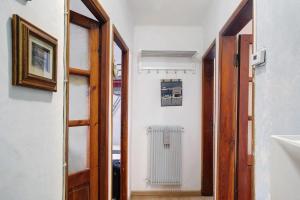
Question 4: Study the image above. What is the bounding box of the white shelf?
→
[139,50,198,74]
[141,50,198,58]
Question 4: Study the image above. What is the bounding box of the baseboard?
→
[131,190,202,198]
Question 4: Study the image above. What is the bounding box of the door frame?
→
[201,40,216,196]
[217,0,253,199]
[65,0,111,199]
[112,25,129,200]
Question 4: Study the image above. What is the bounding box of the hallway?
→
[1,0,300,200]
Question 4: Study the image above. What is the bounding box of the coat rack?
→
[138,50,199,74]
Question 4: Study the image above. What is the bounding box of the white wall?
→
[100,0,134,49]
[255,0,300,199]
[0,0,64,200]
[202,0,242,50]
[0,0,134,199]
[131,26,203,191]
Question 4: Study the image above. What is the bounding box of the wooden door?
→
[236,34,253,200]
[217,36,238,200]
[68,11,100,200]
[201,58,214,196]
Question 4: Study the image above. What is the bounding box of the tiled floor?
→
[131,197,214,200]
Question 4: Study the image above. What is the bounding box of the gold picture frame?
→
[12,14,58,91]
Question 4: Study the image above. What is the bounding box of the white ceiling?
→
[128,0,211,26]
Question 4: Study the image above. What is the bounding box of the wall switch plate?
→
[251,49,266,67]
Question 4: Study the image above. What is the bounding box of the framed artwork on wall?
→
[161,79,183,107]
[12,14,58,91]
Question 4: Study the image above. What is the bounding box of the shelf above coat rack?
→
[141,50,198,58]
[139,50,199,74]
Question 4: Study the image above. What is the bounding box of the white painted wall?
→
[255,0,300,199]
[0,0,64,200]
[0,0,134,199]
[100,0,134,49]
[202,0,242,50]
[131,26,203,191]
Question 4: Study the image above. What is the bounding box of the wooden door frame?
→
[112,25,129,200]
[201,40,216,196]
[66,0,110,199]
[217,0,253,199]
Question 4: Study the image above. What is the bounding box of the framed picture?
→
[12,14,57,91]
[161,79,183,107]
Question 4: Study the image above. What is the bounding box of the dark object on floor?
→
[113,159,121,200]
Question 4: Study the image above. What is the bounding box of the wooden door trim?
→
[66,0,110,200]
[220,0,253,36]
[81,0,110,23]
[217,0,253,199]
[201,40,216,196]
[99,19,111,200]
[113,25,129,200]
[202,40,216,60]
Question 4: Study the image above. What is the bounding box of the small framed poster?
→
[161,79,183,107]
[12,14,58,91]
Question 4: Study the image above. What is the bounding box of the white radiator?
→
[147,126,183,186]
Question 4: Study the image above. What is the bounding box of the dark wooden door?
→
[236,34,253,200]
[201,58,214,196]
[68,11,100,200]
[218,36,238,200]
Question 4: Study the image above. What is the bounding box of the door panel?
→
[69,170,90,200]
[237,34,253,200]
[70,23,90,70]
[69,75,90,121]
[68,10,99,200]
[68,126,90,174]
[218,36,237,200]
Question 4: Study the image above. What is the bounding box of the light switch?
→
[251,49,266,67]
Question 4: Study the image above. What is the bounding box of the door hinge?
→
[234,54,240,68]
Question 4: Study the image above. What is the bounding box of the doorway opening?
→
[111,26,129,200]
[217,0,254,199]
[201,40,216,197]
[66,0,110,199]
